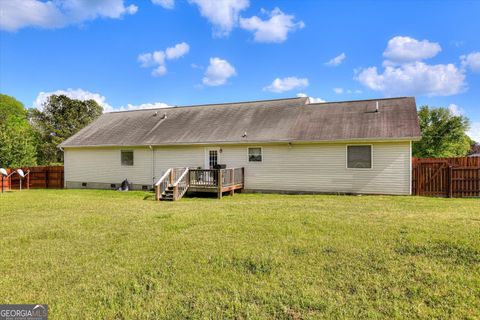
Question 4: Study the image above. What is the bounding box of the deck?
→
[155,167,244,201]
[188,168,245,198]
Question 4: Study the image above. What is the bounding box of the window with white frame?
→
[121,150,134,166]
[248,147,262,162]
[347,145,372,168]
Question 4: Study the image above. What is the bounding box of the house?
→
[59,96,421,197]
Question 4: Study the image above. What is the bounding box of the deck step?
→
[160,187,175,201]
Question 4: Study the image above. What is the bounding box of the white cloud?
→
[239,7,304,43]
[138,42,189,77]
[264,77,308,93]
[346,89,362,94]
[151,0,175,9]
[202,57,237,86]
[0,0,137,31]
[189,0,249,37]
[461,52,480,72]
[296,93,325,103]
[356,62,466,97]
[165,42,190,60]
[138,51,165,67]
[33,88,112,111]
[468,122,480,142]
[333,87,343,94]
[309,97,326,103]
[325,53,346,67]
[383,36,441,65]
[447,104,464,116]
[117,102,173,111]
[32,88,173,113]
[151,65,167,77]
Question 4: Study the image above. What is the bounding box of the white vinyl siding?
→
[219,142,410,195]
[153,146,204,180]
[64,147,153,186]
[64,141,411,195]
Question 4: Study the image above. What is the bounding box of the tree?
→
[469,141,480,155]
[413,105,471,158]
[29,95,103,164]
[0,94,37,168]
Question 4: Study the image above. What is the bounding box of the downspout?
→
[149,145,155,186]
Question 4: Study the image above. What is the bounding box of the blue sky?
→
[1,0,479,140]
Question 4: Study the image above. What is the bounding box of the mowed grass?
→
[0,190,479,319]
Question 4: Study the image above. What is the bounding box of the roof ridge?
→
[107,97,306,114]
[308,96,413,106]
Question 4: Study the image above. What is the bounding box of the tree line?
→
[1,93,102,167]
[0,92,478,168]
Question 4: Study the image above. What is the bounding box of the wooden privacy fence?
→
[412,157,480,198]
[1,166,64,190]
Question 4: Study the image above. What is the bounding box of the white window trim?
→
[345,144,373,170]
[247,147,263,163]
[121,150,134,166]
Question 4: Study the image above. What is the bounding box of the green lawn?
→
[0,190,479,319]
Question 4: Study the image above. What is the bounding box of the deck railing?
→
[155,169,171,200]
[189,169,219,187]
[172,168,190,200]
[156,167,244,200]
[155,167,188,200]
[189,168,244,188]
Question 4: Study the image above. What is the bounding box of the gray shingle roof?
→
[60,96,421,147]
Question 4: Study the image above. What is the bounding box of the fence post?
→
[45,169,49,189]
[448,166,453,198]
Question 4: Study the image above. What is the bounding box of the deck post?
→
[242,167,245,191]
[155,185,160,201]
[173,185,178,201]
[218,169,223,199]
[231,169,235,196]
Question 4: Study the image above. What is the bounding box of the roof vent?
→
[161,113,167,119]
[153,111,158,117]
[375,101,379,112]
[242,131,247,138]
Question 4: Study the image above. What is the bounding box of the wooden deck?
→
[155,167,244,201]
[189,168,244,198]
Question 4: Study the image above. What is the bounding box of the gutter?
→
[60,136,422,149]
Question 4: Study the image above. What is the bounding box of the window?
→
[347,145,372,168]
[248,147,262,162]
[121,150,134,166]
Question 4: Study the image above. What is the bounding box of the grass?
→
[0,190,479,319]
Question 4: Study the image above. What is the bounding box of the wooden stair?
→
[160,185,175,201]
[155,168,190,201]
